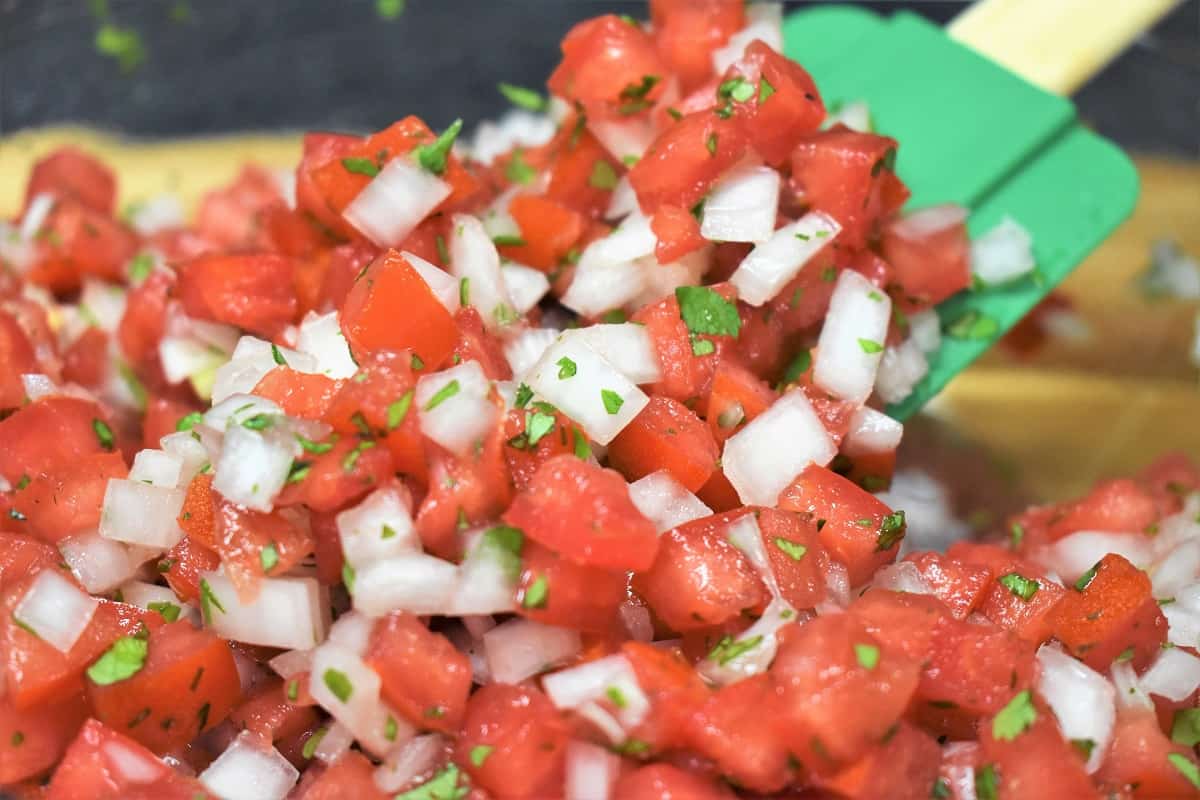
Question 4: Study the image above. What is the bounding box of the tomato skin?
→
[501,409,581,492]
[252,366,342,420]
[447,307,513,380]
[757,507,828,610]
[607,396,719,492]
[0,692,87,785]
[514,540,627,633]
[1138,451,1200,515]
[649,0,744,93]
[880,210,971,309]
[702,358,776,444]
[0,396,118,484]
[295,131,361,237]
[729,40,826,165]
[949,542,1066,644]
[615,763,736,800]
[141,395,200,450]
[24,147,116,216]
[1097,710,1200,798]
[504,194,585,272]
[791,126,904,250]
[633,511,765,631]
[689,673,794,792]
[904,550,992,620]
[816,722,942,800]
[1047,478,1159,541]
[161,534,220,604]
[176,252,299,338]
[621,642,711,751]
[979,694,1101,800]
[778,464,903,587]
[291,751,390,800]
[364,612,472,733]
[0,533,60,589]
[649,204,706,265]
[543,122,624,219]
[11,452,128,544]
[632,290,722,404]
[340,249,458,369]
[1048,553,1167,672]
[117,269,173,368]
[210,497,315,600]
[29,200,138,292]
[229,677,320,747]
[548,15,666,117]
[87,621,241,753]
[629,111,747,214]
[455,684,570,799]
[0,311,40,409]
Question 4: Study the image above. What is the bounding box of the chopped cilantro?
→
[854,643,880,670]
[302,727,327,760]
[514,383,533,408]
[556,356,577,379]
[1168,753,1200,789]
[387,390,415,430]
[506,148,537,185]
[459,276,471,307]
[1071,738,1096,759]
[95,24,145,73]
[498,82,548,112]
[708,634,764,666]
[435,234,450,264]
[1114,646,1135,663]
[946,309,1000,340]
[601,389,624,415]
[618,74,660,114]
[92,418,115,451]
[992,690,1037,741]
[1010,522,1025,549]
[376,0,405,20]
[260,543,279,573]
[1172,708,1200,747]
[783,349,812,384]
[395,764,469,800]
[323,668,353,703]
[589,160,619,190]
[858,338,884,354]
[998,572,1039,602]
[876,510,906,551]
[758,76,776,103]
[691,337,715,356]
[411,353,425,370]
[572,429,592,460]
[241,413,274,431]
[198,578,225,624]
[424,379,460,410]
[341,157,380,178]
[147,601,181,622]
[385,714,399,741]
[469,744,494,767]
[127,252,154,282]
[606,686,628,709]
[492,234,526,247]
[774,538,807,561]
[176,412,203,432]
[705,132,718,156]
[342,562,356,593]
[287,679,299,701]
[525,412,556,447]
[1075,562,1100,592]
[675,285,741,338]
[974,763,998,800]
[523,574,549,608]
[717,77,755,103]
[414,119,463,176]
[10,731,24,748]
[86,636,148,686]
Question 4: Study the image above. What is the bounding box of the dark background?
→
[1,1,1198,155]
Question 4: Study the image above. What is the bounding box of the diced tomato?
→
[24,147,116,216]
[544,123,624,219]
[27,200,139,292]
[880,209,971,309]
[514,540,626,633]
[816,722,942,800]
[161,534,220,604]
[11,452,127,544]
[548,15,666,117]
[949,542,1066,644]
[364,612,472,733]
[176,252,298,338]
[209,497,315,600]
[501,408,583,492]
[340,249,458,368]
[252,366,342,420]
[702,358,776,444]
[0,311,40,409]
[607,396,719,492]
[1048,553,1167,671]
[117,269,173,368]
[628,111,747,214]
[649,0,744,93]
[634,510,765,631]
[262,205,333,259]
[61,327,109,389]
[43,719,211,800]
[1097,710,1200,798]
[0,396,119,484]
[0,692,87,785]
[295,131,361,238]
[317,240,381,311]
[696,467,743,513]
[455,684,570,799]
[778,464,904,587]
[141,394,201,449]
[1138,451,1200,515]
[790,126,903,250]
[904,550,993,620]
[195,164,285,249]
[504,455,658,572]
[621,642,711,751]
[772,613,920,773]
[503,194,585,271]
[87,621,240,753]
[310,511,345,587]
[447,306,513,380]
[689,673,794,792]
[1046,478,1160,541]
[632,290,721,403]
[229,677,321,746]
[978,693,1101,800]
[649,204,706,264]
[291,751,390,800]
[276,434,394,513]
[614,763,735,800]
[727,40,826,165]
[757,507,828,610]
[309,117,432,216]
[0,533,60,589]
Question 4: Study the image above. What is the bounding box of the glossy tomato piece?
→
[544,121,624,219]
[614,763,735,800]
[816,721,942,800]
[514,540,627,633]
[649,204,706,265]
[950,542,1066,644]
[195,164,285,249]
[43,719,209,800]
[455,684,569,799]
[117,269,173,368]
[632,290,722,404]
[607,396,719,492]
[1047,478,1160,540]
[176,252,298,338]
[141,395,202,450]
[447,307,512,380]
[0,311,40,409]
[277,434,394,513]
[0,396,118,484]
[728,40,826,165]
[308,117,433,216]
[295,131,361,238]
[758,507,828,610]
[0,533,59,589]
[629,111,747,214]
[61,327,108,389]
[317,240,381,311]
[1048,553,1167,671]
[978,693,1101,800]
[649,0,743,92]
[880,208,971,309]
[340,249,458,369]
[501,408,583,492]
[791,126,903,250]
[24,147,116,216]
[778,464,904,587]
[633,511,765,631]
[1097,710,1200,799]
[0,692,87,785]
[503,194,585,272]
[1138,451,1200,515]
[548,14,666,117]
[27,200,138,291]
[252,366,342,420]
[292,751,390,800]
[160,534,220,605]
[210,497,315,600]
[621,642,710,751]
[503,454,657,572]
[87,621,240,753]
[702,358,776,443]
[904,550,992,620]
[689,673,794,792]
[364,612,472,733]
[229,677,320,747]
[11,452,127,544]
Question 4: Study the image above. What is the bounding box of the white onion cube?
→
[842,407,903,457]
[296,311,358,379]
[203,572,327,650]
[722,389,835,506]
[337,487,420,568]
[813,269,892,404]
[99,479,186,550]
[483,619,582,685]
[730,211,840,306]
[563,324,661,385]
[128,449,184,489]
[701,165,780,244]
[628,471,712,533]
[416,361,500,458]
[352,554,459,617]
[344,158,451,247]
[200,731,299,800]
[13,569,99,653]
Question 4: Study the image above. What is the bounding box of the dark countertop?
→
[1,0,1197,157]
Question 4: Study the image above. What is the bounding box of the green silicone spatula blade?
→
[781,3,1155,421]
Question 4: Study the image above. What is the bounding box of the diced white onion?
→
[971,216,1035,286]
[590,117,656,164]
[627,470,712,533]
[543,655,649,729]
[326,611,376,658]
[633,246,711,309]
[561,212,656,315]
[268,649,313,680]
[416,361,499,458]
[1039,531,1154,584]
[211,423,299,512]
[525,334,649,446]
[13,569,99,653]
[469,110,557,165]
[59,531,140,593]
[449,214,516,332]
[1164,601,1200,649]
[874,338,929,405]
[713,2,783,73]
[203,572,327,650]
[104,738,167,783]
[159,337,230,388]
[199,731,299,800]
[483,619,582,685]
[1138,647,1200,702]
[80,280,127,333]
[352,554,459,617]
[563,324,662,385]
[159,430,214,484]
[118,580,193,619]
[19,193,55,241]
[908,309,942,354]
[403,251,461,313]
[1110,661,1154,711]
[842,406,903,457]
[1036,644,1114,773]
[343,158,451,247]
[813,269,892,404]
[313,722,354,764]
[21,373,57,400]
[448,531,520,616]
[129,194,185,235]
[871,562,935,595]
[502,263,551,314]
[505,327,561,379]
[730,212,840,306]
[889,204,968,240]
[211,336,316,404]
[374,734,446,794]
[98,479,186,550]
[618,602,654,643]
[128,449,185,489]
[565,741,621,800]
[308,643,384,728]
[296,311,358,379]
[722,389,836,506]
[1151,540,1200,598]
[698,598,796,686]
[605,177,639,222]
[337,487,420,569]
[726,515,780,598]
[701,165,780,244]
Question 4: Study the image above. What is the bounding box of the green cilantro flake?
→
[176,412,203,432]
[691,337,715,356]
[297,434,334,455]
[858,338,884,354]
[387,390,415,430]
[876,510,906,551]
[342,562,356,593]
[498,82,548,112]
[556,356,577,379]
[435,235,450,264]
[198,578,225,624]
[127,252,154,282]
[1075,562,1101,592]
[93,418,115,451]
[992,690,1037,741]
[514,383,534,408]
[323,668,353,703]
[854,643,880,670]
[600,389,624,415]
[469,744,494,767]
[606,686,628,709]
[572,429,592,460]
[705,132,719,156]
[271,344,288,366]
[302,727,327,760]
[1172,708,1200,747]
[783,349,812,384]
[95,24,145,73]
[998,572,1040,602]
[1168,753,1200,789]
[395,764,469,800]
[525,412,556,447]
[589,160,619,190]
[147,601,181,623]
[773,538,807,561]
[458,276,471,307]
[675,285,741,338]
[506,148,537,185]
[759,76,776,103]
[717,77,755,103]
[260,543,279,573]
[523,574,549,609]
[10,731,24,748]
[1071,738,1096,759]
[86,636,148,686]
[708,634,764,666]
[414,119,463,176]
[1114,646,1135,663]
[411,353,425,370]
[241,413,274,431]
[424,379,461,410]
[341,157,380,178]
[1010,522,1025,549]
[376,0,404,19]
[974,763,998,800]
[946,309,1000,340]
[492,234,526,247]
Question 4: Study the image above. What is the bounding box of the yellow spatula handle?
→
[947,0,1179,96]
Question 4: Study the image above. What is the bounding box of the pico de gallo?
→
[2,2,1200,799]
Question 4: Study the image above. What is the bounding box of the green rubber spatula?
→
[783,0,1178,420]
